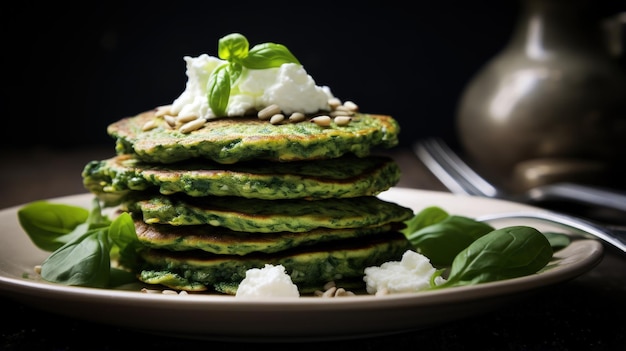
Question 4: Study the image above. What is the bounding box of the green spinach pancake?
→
[134,219,403,255]
[82,153,401,201]
[122,194,414,233]
[137,231,414,293]
[108,109,400,164]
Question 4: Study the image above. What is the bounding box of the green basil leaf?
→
[18,201,90,252]
[207,64,231,117]
[243,43,301,69]
[217,33,249,61]
[40,228,112,288]
[439,225,553,288]
[407,215,494,266]
[227,62,243,85]
[401,206,449,236]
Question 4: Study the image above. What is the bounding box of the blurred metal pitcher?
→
[456,0,626,191]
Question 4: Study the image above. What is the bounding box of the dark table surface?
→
[1,145,624,351]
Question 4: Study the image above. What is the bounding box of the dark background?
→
[3,0,622,150]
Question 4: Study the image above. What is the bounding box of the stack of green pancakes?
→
[82,108,414,294]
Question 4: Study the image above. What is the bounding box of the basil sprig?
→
[208,33,301,117]
[18,198,142,288]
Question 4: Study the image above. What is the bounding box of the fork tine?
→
[414,138,502,197]
[413,141,471,195]
[428,138,499,197]
[413,138,482,196]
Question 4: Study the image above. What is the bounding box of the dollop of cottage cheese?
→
[363,250,447,295]
[235,264,300,299]
[170,54,333,120]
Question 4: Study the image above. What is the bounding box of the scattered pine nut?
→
[154,105,172,117]
[177,114,200,123]
[270,114,285,124]
[321,286,337,298]
[343,101,359,111]
[141,288,162,294]
[334,116,352,126]
[164,115,177,128]
[310,115,331,127]
[330,110,353,117]
[179,118,207,133]
[328,97,342,109]
[323,281,336,290]
[258,104,282,120]
[142,120,157,131]
[288,112,306,122]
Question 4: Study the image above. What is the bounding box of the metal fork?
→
[413,137,626,253]
[413,138,626,212]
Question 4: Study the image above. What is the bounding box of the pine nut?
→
[142,120,157,131]
[323,281,336,290]
[330,110,353,117]
[177,114,199,123]
[334,116,352,126]
[164,115,177,128]
[257,104,282,120]
[179,118,207,133]
[288,112,306,123]
[310,115,331,127]
[270,114,285,124]
[154,105,172,117]
[322,286,337,298]
[343,100,359,111]
[328,97,342,110]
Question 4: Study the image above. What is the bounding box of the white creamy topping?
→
[170,54,333,120]
[363,250,447,295]
[235,264,300,299]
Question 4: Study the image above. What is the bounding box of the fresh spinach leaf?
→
[109,212,142,270]
[401,206,449,236]
[434,225,553,289]
[19,197,142,288]
[17,201,89,251]
[40,227,112,288]
[407,215,495,266]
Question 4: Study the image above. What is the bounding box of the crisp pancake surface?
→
[122,194,415,233]
[82,154,401,200]
[108,110,400,164]
[134,220,402,255]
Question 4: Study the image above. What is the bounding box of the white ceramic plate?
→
[0,188,603,342]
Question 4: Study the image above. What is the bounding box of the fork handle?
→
[530,183,626,213]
